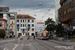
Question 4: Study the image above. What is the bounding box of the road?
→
[0,37,75,50]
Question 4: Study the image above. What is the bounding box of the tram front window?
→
[43,33,47,37]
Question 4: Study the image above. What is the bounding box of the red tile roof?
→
[17,14,35,19]
[37,22,45,24]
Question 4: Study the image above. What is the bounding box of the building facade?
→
[17,14,35,36]
[10,16,15,36]
[58,0,75,31]
[35,22,45,36]
[0,7,10,36]
[55,0,61,23]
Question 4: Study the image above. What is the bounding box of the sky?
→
[0,0,55,22]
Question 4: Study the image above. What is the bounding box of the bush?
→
[70,35,75,39]
[0,29,6,39]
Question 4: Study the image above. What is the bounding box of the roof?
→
[17,14,35,19]
[37,22,45,24]
[0,18,7,22]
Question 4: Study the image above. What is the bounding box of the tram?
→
[41,31,49,40]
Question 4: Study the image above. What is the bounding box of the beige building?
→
[10,16,15,36]
[17,14,36,36]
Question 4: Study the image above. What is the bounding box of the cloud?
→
[0,0,55,9]
[0,0,55,22]
[10,8,55,22]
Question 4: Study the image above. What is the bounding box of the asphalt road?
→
[0,37,75,50]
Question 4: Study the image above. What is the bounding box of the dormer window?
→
[28,16,30,18]
[17,16,19,18]
[20,16,22,18]
[25,16,26,18]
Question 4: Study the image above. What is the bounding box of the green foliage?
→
[45,18,55,25]
[45,18,55,31]
[0,29,6,39]
[70,35,75,39]
[55,23,64,37]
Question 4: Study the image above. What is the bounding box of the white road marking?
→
[3,47,9,50]
[12,43,19,50]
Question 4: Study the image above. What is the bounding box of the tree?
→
[55,23,64,37]
[0,29,6,39]
[45,18,55,32]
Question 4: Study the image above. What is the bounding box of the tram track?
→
[29,40,40,50]
[36,39,58,50]
[35,40,49,50]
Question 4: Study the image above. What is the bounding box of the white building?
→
[17,14,35,36]
[35,22,45,36]
[3,14,10,29]
[55,0,61,23]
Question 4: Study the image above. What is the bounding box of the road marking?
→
[12,43,19,50]
[3,47,9,50]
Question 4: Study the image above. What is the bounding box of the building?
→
[0,7,10,36]
[55,0,61,23]
[58,0,75,31]
[35,22,45,36]
[17,14,35,36]
[10,16,15,36]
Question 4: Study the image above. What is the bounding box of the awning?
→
[17,24,20,26]
[27,24,30,26]
[22,28,25,30]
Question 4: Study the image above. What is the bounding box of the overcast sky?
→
[0,0,55,22]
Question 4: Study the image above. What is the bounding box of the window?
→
[17,28,19,31]
[20,16,22,18]
[28,16,29,18]
[23,20,24,22]
[17,20,19,22]
[25,16,26,18]
[32,20,34,22]
[61,3,64,7]
[0,22,3,27]
[21,20,22,22]
[32,24,34,27]
[17,16,19,18]
[21,24,22,27]
[25,20,26,22]
[12,26,13,29]
[64,0,71,5]
[64,11,66,15]
[58,14,60,17]
[23,24,24,27]
[12,21,13,24]
[0,14,3,18]
[28,20,30,22]
[32,28,34,31]
[69,8,72,12]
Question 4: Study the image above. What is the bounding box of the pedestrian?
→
[28,35,29,40]
[33,35,35,40]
